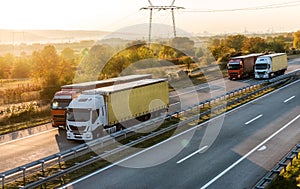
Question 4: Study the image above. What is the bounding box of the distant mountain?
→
[0,29,110,44]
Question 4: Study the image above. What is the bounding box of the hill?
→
[0,29,110,44]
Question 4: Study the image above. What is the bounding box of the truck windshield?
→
[67,109,90,122]
[255,64,268,70]
[228,64,241,70]
[51,99,72,110]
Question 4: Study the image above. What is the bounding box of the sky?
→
[1,0,300,35]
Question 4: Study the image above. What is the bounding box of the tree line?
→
[208,33,297,62]
[0,31,300,101]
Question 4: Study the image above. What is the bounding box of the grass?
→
[269,155,300,189]
[0,79,51,135]
[0,104,51,135]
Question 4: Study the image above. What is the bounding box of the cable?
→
[181,0,300,13]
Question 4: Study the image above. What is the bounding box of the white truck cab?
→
[254,56,271,79]
[66,94,108,140]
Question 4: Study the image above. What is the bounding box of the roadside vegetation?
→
[269,156,300,189]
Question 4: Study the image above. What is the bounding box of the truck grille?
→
[53,115,65,120]
[69,125,86,133]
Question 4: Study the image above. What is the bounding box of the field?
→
[0,79,50,135]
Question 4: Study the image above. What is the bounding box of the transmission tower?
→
[141,0,184,45]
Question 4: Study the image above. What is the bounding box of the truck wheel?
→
[116,123,124,131]
[144,113,151,121]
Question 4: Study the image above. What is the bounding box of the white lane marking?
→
[257,145,267,152]
[0,128,57,146]
[61,79,300,188]
[245,114,263,125]
[176,146,208,164]
[200,114,300,189]
[284,96,295,103]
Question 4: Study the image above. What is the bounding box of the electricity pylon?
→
[141,0,184,45]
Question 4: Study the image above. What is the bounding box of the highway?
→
[63,78,300,189]
[0,58,299,176]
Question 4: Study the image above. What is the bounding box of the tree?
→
[158,45,178,59]
[76,44,115,82]
[267,36,288,53]
[242,37,267,53]
[225,35,247,52]
[31,45,60,84]
[293,30,300,49]
[0,56,9,79]
[31,45,61,100]
[208,38,231,62]
[11,52,31,78]
[0,53,15,79]
[61,47,75,61]
[169,37,195,56]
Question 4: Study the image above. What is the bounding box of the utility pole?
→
[141,0,184,46]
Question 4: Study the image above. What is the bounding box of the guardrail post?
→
[39,160,45,176]
[56,154,62,168]
[0,174,5,189]
[20,166,26,186]
[73,149,77,159]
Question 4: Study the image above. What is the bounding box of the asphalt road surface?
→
[62,79,300,189]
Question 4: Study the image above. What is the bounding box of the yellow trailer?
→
[105,79,169,126]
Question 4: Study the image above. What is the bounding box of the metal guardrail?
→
[1,70,299,188]
[254,143,300,189]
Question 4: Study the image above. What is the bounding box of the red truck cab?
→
[51,90,79,128]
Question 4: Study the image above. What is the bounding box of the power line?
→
[181,0,300,13]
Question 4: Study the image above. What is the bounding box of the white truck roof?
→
[82,78,168,96]
[258,53,286,58]
[61,74,152,90]
[68,94,104,109]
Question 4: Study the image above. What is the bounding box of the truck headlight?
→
[86,134,91,138]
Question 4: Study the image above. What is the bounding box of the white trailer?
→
[254,53,288,79]
[66,78,169,140]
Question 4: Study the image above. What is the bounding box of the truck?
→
[254,53,288,79]
[227,53,263,80]
[66,78,169,141]
[51,74,152,128]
